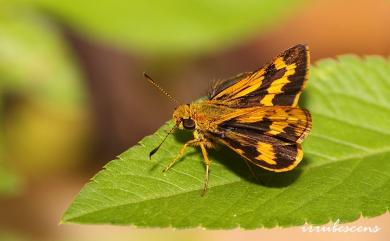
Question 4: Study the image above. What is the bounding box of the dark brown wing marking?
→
[209,44,310,108]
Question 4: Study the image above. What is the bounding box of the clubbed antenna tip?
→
[143,72,180,106]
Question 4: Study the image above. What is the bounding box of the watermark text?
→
[302,219,381,233]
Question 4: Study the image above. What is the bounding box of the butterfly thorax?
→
[173,101,235,131]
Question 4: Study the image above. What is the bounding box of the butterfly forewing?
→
[216,106,312,144]
[209,44,310,108]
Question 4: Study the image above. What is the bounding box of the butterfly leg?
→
[163,139,201,172]
[199,143,211,195]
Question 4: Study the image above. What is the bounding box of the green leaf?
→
[62,55,390,228]
[23,0,303,55]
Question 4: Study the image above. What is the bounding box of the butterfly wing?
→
[207,106,312,172]
[205,44,312,171]
[209,44,309,108]
[218,130,303,172]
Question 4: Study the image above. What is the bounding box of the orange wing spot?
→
[274,57,287,70]
[256,143,277,165]
[260,63,296,106]
[260,94,275,106]
[267,121,289,136]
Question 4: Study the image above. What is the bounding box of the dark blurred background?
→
[0,0,389,240]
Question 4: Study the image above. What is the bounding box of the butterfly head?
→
[173,104,196,130]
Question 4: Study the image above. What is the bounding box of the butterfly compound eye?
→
[182,118,195,130]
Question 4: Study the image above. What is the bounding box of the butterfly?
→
[145,44,312,194]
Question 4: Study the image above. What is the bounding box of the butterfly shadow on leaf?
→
[208,144,308,188]
[169,130,308,188]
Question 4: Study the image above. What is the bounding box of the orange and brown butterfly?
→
[145,44,312,194]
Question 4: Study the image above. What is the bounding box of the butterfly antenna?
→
[149,125,177,159]
[143,72,180,106]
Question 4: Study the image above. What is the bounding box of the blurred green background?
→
[0,0,389,240]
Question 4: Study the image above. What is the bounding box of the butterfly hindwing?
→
[209,44,310,107]
[212,127,303,172]
[207,105,311,172]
